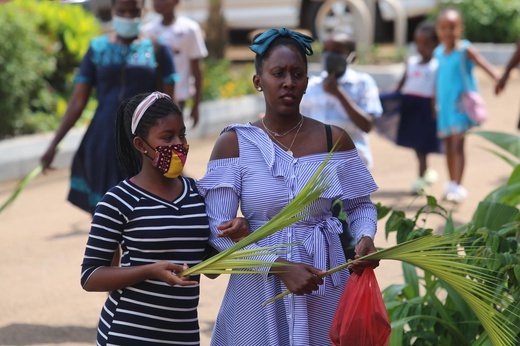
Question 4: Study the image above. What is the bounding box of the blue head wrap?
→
[249,28,314,57]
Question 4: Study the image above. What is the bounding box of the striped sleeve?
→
[198,159,278,275]
[80,187,128,287]
[342,195,378,243]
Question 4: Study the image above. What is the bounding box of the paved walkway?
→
[0,69,518,346]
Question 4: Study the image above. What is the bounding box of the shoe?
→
[443,182,468,203]
[452,185,468,203]
[442,181,457,201]
[423,168,439,185]
[411,177,428,195]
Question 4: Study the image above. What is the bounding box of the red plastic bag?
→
[329,267,391,346]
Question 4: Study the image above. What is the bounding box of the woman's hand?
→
[152,262,198,286]
[40,145,58,173]
[348,236,379,275]
[273,259,326,295]
[217,217,250,242]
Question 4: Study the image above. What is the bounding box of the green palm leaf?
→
[264,234,519,346]
[180,151,334,277]
[472,201,519,229]
[471,130,520,160]
[0,164,43,214]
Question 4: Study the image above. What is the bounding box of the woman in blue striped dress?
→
[197,29,380,346]
[80,92,248,345]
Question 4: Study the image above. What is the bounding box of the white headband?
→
[131,91,172,134]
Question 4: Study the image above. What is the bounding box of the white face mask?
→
[112,15,142,38]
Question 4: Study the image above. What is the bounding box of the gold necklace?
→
[262,116,303,137]
[267,117,304,156]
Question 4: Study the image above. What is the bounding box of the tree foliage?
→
[437,0,520,43]
[0,0,101,139]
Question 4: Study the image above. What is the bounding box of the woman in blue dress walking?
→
[40,0,177,215]
[197,28,380,346]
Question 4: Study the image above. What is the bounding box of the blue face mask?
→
[112,15,142,38]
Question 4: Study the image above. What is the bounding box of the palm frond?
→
[0,164,43,214]
[263,234,519,346]
[180,151,334,277]
[471,130,520,160]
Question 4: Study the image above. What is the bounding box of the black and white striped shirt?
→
[81,177,209,345]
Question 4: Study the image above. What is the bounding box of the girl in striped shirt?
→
[80,92,247,345]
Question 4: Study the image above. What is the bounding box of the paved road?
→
[0,69,518,346]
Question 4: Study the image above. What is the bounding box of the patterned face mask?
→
[151,143,189,178]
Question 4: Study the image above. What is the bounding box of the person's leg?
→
[450,133,465,185]
[411,151,429,194]
[444,135,459,183]
[443,133,467,202]
[416,151,427,177]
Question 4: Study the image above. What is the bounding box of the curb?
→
[0,94,265,183]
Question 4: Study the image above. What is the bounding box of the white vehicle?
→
[173,0,440,45]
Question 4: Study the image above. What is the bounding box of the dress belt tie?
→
[303,217,344,296]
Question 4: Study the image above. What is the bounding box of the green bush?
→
[15,0,102,92]
[0,0,100,139]
[0,5,56,139]
[202,59,257,101]
[436,0,520,43]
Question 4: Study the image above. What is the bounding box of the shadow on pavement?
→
[0,323,95,345]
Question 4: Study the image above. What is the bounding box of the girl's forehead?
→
[150,114,183,130]
[437,11,461,25]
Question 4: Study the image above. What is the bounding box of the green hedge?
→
[0,0,101,139]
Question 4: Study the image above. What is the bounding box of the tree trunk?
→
[205,0,228,59]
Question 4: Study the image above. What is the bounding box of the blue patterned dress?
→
[197,124,379,346]
[69,35,177,214]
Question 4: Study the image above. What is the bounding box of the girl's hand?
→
[273,259,326,295]
[348,236,379,275]
[217,217,250,242]
[495,74,508,95]
[152,262,198,286]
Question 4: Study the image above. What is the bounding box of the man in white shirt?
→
[143,0,208,127]
[301,32,382,169]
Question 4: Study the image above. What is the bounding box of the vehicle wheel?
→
[312,0,356,42]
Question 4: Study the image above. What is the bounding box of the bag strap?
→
[460,43,470,92]
[325,124,333,152]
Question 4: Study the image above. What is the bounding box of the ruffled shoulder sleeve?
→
[319,150,378,200]
[196,157,241,197]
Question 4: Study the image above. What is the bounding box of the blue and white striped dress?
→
[81,177,209,345]
[197,124,379,346]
